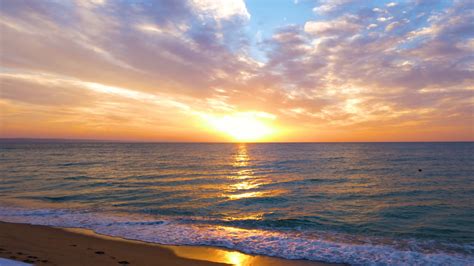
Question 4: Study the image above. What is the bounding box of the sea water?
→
[0,142,473,265]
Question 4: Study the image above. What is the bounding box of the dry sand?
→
[0,221,336,266]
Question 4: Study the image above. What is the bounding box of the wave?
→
[63,175,93,180]
[59,162,101,167]
[0,206,472,265]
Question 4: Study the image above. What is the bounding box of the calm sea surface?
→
[0,142,473,264]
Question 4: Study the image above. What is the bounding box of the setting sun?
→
[202,112,276,142]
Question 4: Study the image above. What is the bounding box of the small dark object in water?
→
[418,169,422,172]
[70,244,77,247]
[10,256,17,259]
[23,259,35,263]
[28,256,38,259]
[118,261,130,264]
[95,251,105,255]
[17,252,24,255]
[41,259,49,263]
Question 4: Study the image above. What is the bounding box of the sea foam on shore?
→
[0,206,472,265]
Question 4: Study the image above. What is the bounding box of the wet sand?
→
[0,221,335,266]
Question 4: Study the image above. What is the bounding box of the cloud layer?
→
[1,0,473,141]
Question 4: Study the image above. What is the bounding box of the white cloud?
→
[312,0,352,14]
[372,8,384,13]
[189,0,250,21]
[76,0,106,8]
[367,23,378,29]
[304,19,359,36]
[385,21,400,32]
[377,16,393,22]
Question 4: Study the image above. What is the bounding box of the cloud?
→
[260,0,473,138]
[0,0,256,97]
[387,2,397,7]
[312,0,353,15]
[385,21,401,32]
[0,73,95,107]
[304,17,360,36]
[189,0,250,21]
[0,0,473,141]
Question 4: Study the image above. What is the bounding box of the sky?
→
[0,0,473,142]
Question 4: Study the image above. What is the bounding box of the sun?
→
[203,112,276,142]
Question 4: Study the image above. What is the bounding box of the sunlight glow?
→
[225,251,249,266]
[203,112,276,142]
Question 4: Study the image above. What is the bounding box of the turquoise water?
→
[0,142,473,264]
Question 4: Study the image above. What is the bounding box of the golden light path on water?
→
[225,251,250,266]
[221,144,286,223]
[171,243,303,266]
[225,144,264,201]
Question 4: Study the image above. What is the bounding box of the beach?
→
[0,221,332,266]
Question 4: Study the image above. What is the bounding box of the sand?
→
[0,221,336,266]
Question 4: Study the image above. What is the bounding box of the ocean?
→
[0,142,473,265]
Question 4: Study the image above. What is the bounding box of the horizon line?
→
[0,138,473,144]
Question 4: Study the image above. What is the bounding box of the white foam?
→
[0,206,473,265]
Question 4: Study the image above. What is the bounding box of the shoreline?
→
[0,221,337,266]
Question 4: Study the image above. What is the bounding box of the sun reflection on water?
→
[222,144,284,221]
[225,144,265,200]
[234,169,253,179]
[227,191,263,200]
[230,181,260,190]
[233,144,250,167]
[225,251,250,266]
